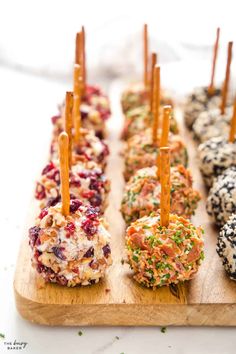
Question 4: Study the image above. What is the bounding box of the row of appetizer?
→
[184,28,236,281]
[119,25,204,288]
[28,29,113,287]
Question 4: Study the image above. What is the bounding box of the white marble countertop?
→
[0,64,236,354]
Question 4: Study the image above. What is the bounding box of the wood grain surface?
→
[14,82,236,326]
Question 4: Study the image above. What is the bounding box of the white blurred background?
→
[0,0,235,91]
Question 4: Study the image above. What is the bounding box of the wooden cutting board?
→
[14,83,236,326]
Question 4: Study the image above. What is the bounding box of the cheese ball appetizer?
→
[29,200,112,287]
[122,105,179,140]
[121,83,173,114]
[192,107,232,143]
[54,85,111,139]
[123,128,188,181]
[206,167,236,227]
[35,160,110,213]
[217,214,236,280]
[126,212,204,288]
[198,136,236,187]
[121,165,200,224]
[184,87,222,129]
[50,128,109,170]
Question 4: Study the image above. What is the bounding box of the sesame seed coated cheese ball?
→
[206,167,236,227]
[125,212,204,288]
[29,200,112,287]
[184,87,222,129]
[192,107,232,143]
[121,165,200,224]
[123,128,188,181]
[217,214,236,280]
[198,136,236,187]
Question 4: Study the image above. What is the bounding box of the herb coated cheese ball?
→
[35,160,110,213]
[123,128,188,181]
[206,167,236,227]
[198,136,236,187]
[125,213,204,288]
[192,107,232,143]
[50,128,109,170]
[184,87,222,129]
[217,214,236,280]
[29,200,112,287]
[121,165,200,224]
[122,105,179,140]
[121,83,173,114]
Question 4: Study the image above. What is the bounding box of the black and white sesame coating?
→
[198,136,236,187]
[192,107,232,143]
[217,214,236,280]
[206,167,236,227]
[184,86,222,129]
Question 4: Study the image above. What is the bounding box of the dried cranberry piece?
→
[85,206,99,219]
[42,161,55,175]
[80,109,88,120]
[82,190,95,199]
[51,115,60,124]
[64,222,76,238]
[48,169,60,184]
[78,171,88,179]
[57,275,68,286]
[102,244,111,258]
[89,194,102,207]
[39,209,48,220]
[52,247,66,260]
[81,219,98,237]
[29,226,41,247]
[47,195,61,207]
[35,183,46,200]
[70,175,81,187]
[89,178,102,192]
[70,199,82,213]
[83,247,94,258]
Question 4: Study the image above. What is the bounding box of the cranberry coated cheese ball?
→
[53,85,111,139]
[217,214,236,280]
[50,128,109,170]
[192,107,232,143]
[125,213,204,288]
[198,136,236,187]
[122,105,179,140]
[35,160,110,213]
[206,167,236,227]
[123,128,188,181]
[29,200,112,287]
[121,165,200,224]
[184,86,222,129]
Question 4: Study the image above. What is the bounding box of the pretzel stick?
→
[81,26,86,88]
[157,105,171,179]
[59,132,70,216]
[75,32,80,65]
[208,28,220,95]
[160,105,171,146]
[73,64,82,142]
[143,24,149,88]
[64,92,73,168]
[229,97,236,142]
[160,147,170,227]
[220,41,233,114]
[152,65,160,145]
[150,53,157,111]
